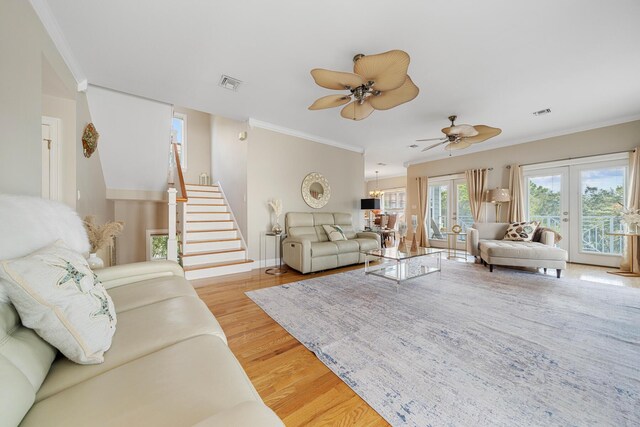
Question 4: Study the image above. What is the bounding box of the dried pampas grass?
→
[84,216,124,253]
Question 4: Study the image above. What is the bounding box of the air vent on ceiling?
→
[218,75,242,91]
[409,144,419,148]
[533,108,551,116]
[377,162,387,166]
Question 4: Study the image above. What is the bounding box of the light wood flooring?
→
[193,261,639,426]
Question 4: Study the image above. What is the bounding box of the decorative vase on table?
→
[272,216,282,235]
[87,253,105,270]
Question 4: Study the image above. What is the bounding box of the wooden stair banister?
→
[172,143,188,202]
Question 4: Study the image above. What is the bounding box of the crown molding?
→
[29,0,87,91]
[403,114,640,168]
[248,118,364,154]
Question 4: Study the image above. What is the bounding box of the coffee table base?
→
[364,252,442,284]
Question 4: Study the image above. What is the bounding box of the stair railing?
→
[167,143,188,262]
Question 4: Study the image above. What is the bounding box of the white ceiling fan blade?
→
[422,141,448,152]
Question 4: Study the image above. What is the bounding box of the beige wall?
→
[246,127,365,260]
[212,116,248,236]
[114,200,167,265]
[407,120,640,230]
[174,106,212,184]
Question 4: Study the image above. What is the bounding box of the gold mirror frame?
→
[301,172,331,209]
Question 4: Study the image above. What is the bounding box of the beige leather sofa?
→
[282,212,380,274]
[0,210,282,426]
[467,222,567,278]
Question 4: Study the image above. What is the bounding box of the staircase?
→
[179,183,253,280]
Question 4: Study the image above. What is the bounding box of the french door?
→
[524,156,628,267]
[427,177,473,249]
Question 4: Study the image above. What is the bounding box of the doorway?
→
[523,154,628,267]
[427,175,473,249]
[41,116,60,200]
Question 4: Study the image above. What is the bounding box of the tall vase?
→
[88,253,105,270]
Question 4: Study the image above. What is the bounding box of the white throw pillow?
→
[322,224,347,241]
[503,221,540,242]
[0,241,117,364]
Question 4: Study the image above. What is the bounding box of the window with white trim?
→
[381,188,406,226]
[171,112,187,169]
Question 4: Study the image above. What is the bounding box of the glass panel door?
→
[428,183,448,240]
[455,180,473,237]
[524,167,570,252]
[570,161,627,266]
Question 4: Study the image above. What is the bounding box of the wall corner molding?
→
[248,118,365,154]
[29,0,87,86]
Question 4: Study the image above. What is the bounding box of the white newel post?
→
[167,188,178,262]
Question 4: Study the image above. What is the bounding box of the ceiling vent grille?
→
[533,108,551,116]
[218,75,242,91]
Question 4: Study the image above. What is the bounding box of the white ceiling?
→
[44,0,640,178]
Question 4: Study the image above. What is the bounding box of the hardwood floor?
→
[194,265,389,426]
[193,261,640,425]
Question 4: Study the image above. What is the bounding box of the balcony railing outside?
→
[530,214,623,254]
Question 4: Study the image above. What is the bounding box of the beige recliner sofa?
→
[467,222,568,278]
[282,212,380,274]
[0,199,282,427]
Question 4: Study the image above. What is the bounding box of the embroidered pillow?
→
[322,224,347,241]
[0,240,117,364]
[503,221,540,242]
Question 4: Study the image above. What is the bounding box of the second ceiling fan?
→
[417,115,502,152]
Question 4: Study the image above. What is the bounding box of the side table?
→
[443,231,467,260]
[264,232,288,275]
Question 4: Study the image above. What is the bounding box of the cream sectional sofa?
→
[282,212,380,274]
[0,198,282,427]
[467,222,567,278]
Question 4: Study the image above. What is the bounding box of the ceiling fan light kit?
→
[418,115,502,153]
[308,50,419,121]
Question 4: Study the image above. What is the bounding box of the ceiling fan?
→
[417,115,502,152]
[308,50,419,121]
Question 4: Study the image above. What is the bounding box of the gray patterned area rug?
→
[246,261,640,426]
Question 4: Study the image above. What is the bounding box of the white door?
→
[569,160,627,266]
[524,158,628,266]
[41,117,60,200]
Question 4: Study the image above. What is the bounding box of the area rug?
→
[246,261,640,426]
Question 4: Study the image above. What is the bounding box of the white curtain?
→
[508,164,525,223]
[621,148,640,272]
[465,169,488,223]
[416,176,430,247]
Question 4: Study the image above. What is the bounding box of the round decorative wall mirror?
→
[301,172,331,209]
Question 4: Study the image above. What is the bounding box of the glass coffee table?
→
[362,247,443,284]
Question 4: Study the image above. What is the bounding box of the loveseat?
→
[467,222,568,278]
[282,212,380,274]
[0,195,282,427]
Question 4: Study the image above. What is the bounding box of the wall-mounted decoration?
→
[82,123,99,158]
[302,172,331,209]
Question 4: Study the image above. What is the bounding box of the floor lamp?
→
[487,188,511,222]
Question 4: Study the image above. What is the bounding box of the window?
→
[171,112,187,169]
[146,229,169,261]
[427,176,473,243]
[381,188,406,225]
